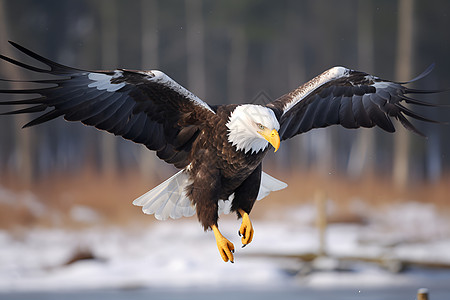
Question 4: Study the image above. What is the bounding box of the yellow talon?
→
[212,225,235,263]
[238,209,254,247]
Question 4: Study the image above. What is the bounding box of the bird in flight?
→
[0,41,442,262]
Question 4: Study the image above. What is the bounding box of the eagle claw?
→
[238,209,254,247]
[212,225,235,263]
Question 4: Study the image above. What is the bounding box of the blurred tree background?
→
[0,0,449,228]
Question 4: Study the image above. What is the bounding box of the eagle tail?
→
[133,171,287,221]
[256,172,288,200]
[132,170,196,220]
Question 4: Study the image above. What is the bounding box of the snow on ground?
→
[1,202,450,292]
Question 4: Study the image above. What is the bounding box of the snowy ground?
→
[1,202,450,295]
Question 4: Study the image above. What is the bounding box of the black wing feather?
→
[339,96,358,128]
[362,94,395,132]
[0,42,214,169]
[1,104,47,115]
[267,66,444,140]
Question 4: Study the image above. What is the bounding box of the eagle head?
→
[226,104,280,154]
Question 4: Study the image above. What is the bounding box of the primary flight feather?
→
[0,41,442,263]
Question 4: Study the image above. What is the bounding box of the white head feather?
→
[226,104,280,154]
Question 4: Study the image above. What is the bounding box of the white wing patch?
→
[88,71,126,92]
[283,66,350,115]
[132,171,287,221]
[371,81,392,90]
[145,70,215,114]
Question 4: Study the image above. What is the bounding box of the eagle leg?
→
[212,224,235,263]
[238,209,254,248]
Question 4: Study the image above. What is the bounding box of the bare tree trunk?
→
[139,0,159,179]
[227,25,247,104]
[347,0,376,178]
[99,0,119,175]
[309,1,333,176]
[141,0,159,70]
[0,0,33,185]
[185,0,206,98]
[393,0,414,187]
[285,0,308,171]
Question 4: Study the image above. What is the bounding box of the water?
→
[1,286,449,300]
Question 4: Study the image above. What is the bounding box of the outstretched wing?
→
[267,65,442,140]
[0,41,216,168]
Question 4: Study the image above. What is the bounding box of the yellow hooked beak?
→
[259,128,280,152]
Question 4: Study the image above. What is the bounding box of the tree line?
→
[0,0,449,185]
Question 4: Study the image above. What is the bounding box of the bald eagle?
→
[0,42,442,263]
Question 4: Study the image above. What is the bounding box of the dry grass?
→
[0,167,159,229]
[1,167,449,230]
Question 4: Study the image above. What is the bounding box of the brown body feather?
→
[185,105,266,230]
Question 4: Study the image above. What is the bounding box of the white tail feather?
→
[132,170,195,220]
[256,172,288,200]
[133,170,287,221]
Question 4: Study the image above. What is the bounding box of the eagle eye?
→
[256,123,265,130]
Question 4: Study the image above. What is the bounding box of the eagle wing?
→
[267,65,441,140]
[0,42,216,168]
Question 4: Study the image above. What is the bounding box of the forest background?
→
[0,0,449,228]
